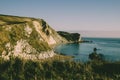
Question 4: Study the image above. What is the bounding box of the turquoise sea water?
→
[55,37,120,62]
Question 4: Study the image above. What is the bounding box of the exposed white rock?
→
[2,50,11,60]
[12,50,56,60]
[14,39,24,55]
[33,21,47,40]
[3,39,55,60]
[49,36,56,45]
[5,42,11,50]
[33,21,57,45]
[2,50,6,56]
[24,24,32,37]
[38,51,56,59]
[33,21,42,30]
[13,39,37,56]
[5,26,12,31]
[1,38,56,60]
[78,36,81,41]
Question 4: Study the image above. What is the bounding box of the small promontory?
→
[57,31,81,43]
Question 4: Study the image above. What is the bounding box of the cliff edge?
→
[0,14,81,60]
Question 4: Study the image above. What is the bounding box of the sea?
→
[55,37,120,62]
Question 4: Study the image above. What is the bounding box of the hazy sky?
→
[0,0,120,37]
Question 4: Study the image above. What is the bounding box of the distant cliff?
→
[0,14,81,60]
[57,31,81,42]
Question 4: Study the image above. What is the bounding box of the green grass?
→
[0,14,32,24]
[0,57,120,80]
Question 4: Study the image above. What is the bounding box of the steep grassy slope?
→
[0,14,68,59]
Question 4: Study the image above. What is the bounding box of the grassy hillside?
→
[0,21,50,54]
[0,14,77,61]
[0,14,35,25]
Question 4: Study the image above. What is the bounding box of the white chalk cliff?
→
[0,14,81,60]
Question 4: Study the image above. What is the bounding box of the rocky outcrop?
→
[0,14,81,60]
[57,31,81,42]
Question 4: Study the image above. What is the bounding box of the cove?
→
[55,37,120,62]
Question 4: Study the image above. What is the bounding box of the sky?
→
[0,0,120,38]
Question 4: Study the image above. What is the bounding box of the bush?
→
[89,48,104,61]
[0,56,120,80]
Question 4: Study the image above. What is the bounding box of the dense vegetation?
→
[0,56,120,80]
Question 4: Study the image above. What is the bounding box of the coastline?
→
[54,37,120,62]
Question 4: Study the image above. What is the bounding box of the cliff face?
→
[0,14,81,60]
